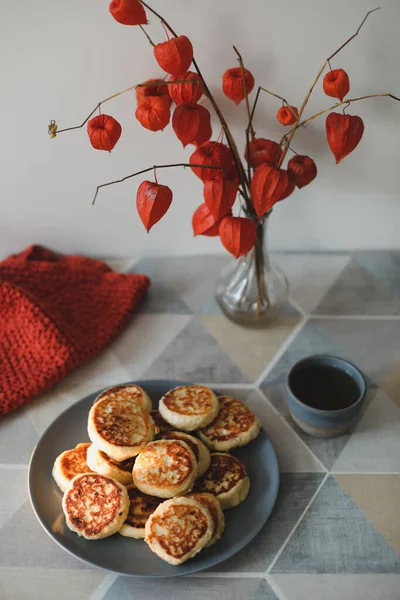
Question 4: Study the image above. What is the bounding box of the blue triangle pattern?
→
[272,476,400,573]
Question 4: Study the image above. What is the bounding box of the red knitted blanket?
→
[0,246,150,416]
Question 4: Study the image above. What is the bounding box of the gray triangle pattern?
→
[132,258,193,315]
[271,574,400,600]
[355,251,400,301]
[282,302,303,317]
[142,318,249,383]
[163,255,229,315]
[200,294,225,316]
[0,408,39,464]
[0,501,88,570]
[208,474,325,573]
[272,476,400,574]
[311,318,400,387]
[134,255,229,316]
[137,287,193,315]
[314,257,400,315]
[0,567,104,600]
[104,576,278,600]
[0,470,28,530]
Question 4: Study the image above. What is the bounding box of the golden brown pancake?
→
[132,439,197,498]
[119,484,163,539]
[86,443,135,485]
[52,443,92,492]
[194,452,250,509]
[159,385,219,431]
[62,473,129,540]
[159,431,210,477]
[188,492,225,545]
[159,430,200,459]
[198,396,261,451]
[145,497,213,564]
[151,409,174,437]
[95,384,152,412]
[88,397,154,461]
[99,452,135,473]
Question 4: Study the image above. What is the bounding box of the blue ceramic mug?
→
[286,355,367,438]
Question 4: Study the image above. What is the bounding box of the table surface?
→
[1,251,400,600]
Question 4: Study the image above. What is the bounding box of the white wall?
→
[1,0,399,258]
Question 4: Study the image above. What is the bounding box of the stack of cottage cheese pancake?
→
[53,384,261,566]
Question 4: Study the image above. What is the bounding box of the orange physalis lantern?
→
[168,72,203,105]
[287,155,318,188]
[136,79,172,108]
[222,67,255,105]
[245,138,282,168]
[203,177,238,220]
[135,96,171,131]
[251,164,289,217]
[323,69,350,102]
[154,36,194,78]
[219,216,257,258]
[87,114,122,151]
[190,141,234,181]
[136,181,173,232]
[109,0,147,25]
[279,179,296,201]
[192,203,228,237]
[172,104,212,147]
[325,112,365,163]
[276,106,299,126]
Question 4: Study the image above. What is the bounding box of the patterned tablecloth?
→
[1,252,400,600]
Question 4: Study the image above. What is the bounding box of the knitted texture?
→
[0,246,150,416]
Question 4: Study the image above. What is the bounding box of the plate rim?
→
[28,379,280,577]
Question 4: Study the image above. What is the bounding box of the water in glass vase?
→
[215,215,288,327]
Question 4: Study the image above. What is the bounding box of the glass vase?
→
[215,214,289,327]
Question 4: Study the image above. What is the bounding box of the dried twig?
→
[51,0,252,208]
[139,24,155,47]
[328,7,381,61]
[140,2,250,196]
[278,8,381,166]
[280,92,400,144]
[233,46,255,138]
[92,162,224,205]
[246,86,297,150]
[140,1,178,37]
[233,45,255,185]
[194,55,252,196]
[49,79,205,136]
[301,92,400,126]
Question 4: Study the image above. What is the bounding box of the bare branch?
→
[140,1,252,196]
[139,24,155,47]
[50,79,205,137]
[233,45,255,184]
[278,8,381,167]
[92,162,224,205]
[233,46,255,137]
[279,92,400,144]
[328,7,380,61]
[140,1,178,37]
[247,86,296,137]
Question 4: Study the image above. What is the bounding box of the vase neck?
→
[254,215,271,269]
[215,209,288,325]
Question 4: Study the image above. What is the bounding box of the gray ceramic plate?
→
[28,380,280,577]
